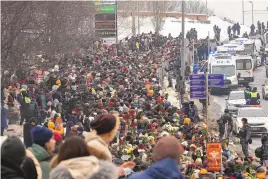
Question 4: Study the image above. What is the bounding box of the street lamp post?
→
[249,1,254,25]
[242,0,245,25]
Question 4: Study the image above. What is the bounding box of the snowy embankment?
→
[118,16,250,42]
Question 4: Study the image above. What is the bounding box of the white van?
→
[217,44,245,55]
[233,55,254,86]
[198,54,238,94]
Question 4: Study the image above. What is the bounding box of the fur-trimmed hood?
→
[83,131,112,162]
[49,156,118,179]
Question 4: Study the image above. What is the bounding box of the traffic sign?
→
[208,74,224,87]
[190,74,205,81]
[208,80,224,87]
[190,80,205,86]
[208,74,224,80]
[190,92,206,99]
[190,74,206,99]
[190,87,206,92]
[95,5,116,14]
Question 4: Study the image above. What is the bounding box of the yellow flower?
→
[244,172,249,177]
[256,172,266,179]
[200,168,207,174]
[127,148,134,154]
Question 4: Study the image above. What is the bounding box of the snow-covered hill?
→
[118,15,250,42]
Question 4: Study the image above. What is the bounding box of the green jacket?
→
[28,144,52,179]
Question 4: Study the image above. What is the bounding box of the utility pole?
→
[131,0,136,36]
[116,0,118,45]
[179,0,185,105]
[206,0,208,17]
[249,1,254,25]
[137,1,140,35]
[181,0,185,81]
[242,0,245,25]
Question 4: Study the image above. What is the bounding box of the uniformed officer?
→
[249,87,260,105]
[239,118,251,160]
[244,85,251,101]
[217,109,229,141]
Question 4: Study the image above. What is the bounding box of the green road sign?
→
[95,5,116,14]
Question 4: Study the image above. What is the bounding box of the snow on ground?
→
[118,16,250,41]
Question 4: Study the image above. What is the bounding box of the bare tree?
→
[148,1,169,34]
[171,1,214,15]
[1,1,95,84]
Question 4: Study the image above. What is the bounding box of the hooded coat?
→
[128,158,184,179]
[49,156,118,179]
[27,144,53,179]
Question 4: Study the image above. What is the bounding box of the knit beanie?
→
[32,125,53,147]
[1,136,26,164]
[152,136,183,163]
[53,131,62,143]
[90,114,117,135]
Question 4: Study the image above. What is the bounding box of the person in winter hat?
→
[90,113,120,143]
[53,131,63,154]
[1,136,27,179]
[27,125,55,179]
[128,136,184,179]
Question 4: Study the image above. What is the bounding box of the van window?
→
[236,59,252,70]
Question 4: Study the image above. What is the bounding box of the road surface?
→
[212,65,268,152]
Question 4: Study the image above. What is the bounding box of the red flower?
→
[132,123,137,127]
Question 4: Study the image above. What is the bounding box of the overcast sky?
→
[207,0,268,26]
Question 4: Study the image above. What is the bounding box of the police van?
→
[233,55,254,86]
[198,53,238,94]
[217,43,245,55]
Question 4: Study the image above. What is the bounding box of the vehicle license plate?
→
[251,127,260,131]
[239,78,244,80]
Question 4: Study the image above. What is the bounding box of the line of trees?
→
[1,1,95,81]
[117,1,214,35]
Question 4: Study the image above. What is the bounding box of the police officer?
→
[217,109,229,141]
[239,118,251,160]
[260,133,268,165]
[249,87,260,105]
[244,85,251,104]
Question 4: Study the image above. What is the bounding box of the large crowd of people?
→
[1,30,268,179]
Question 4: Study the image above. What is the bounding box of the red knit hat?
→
[53,131,62,143]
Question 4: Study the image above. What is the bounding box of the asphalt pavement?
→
[212,65,268,152]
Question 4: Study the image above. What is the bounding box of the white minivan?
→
[233,55,254,86]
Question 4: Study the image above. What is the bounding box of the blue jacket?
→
[128,158,184,179]
[1,107,8,128]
